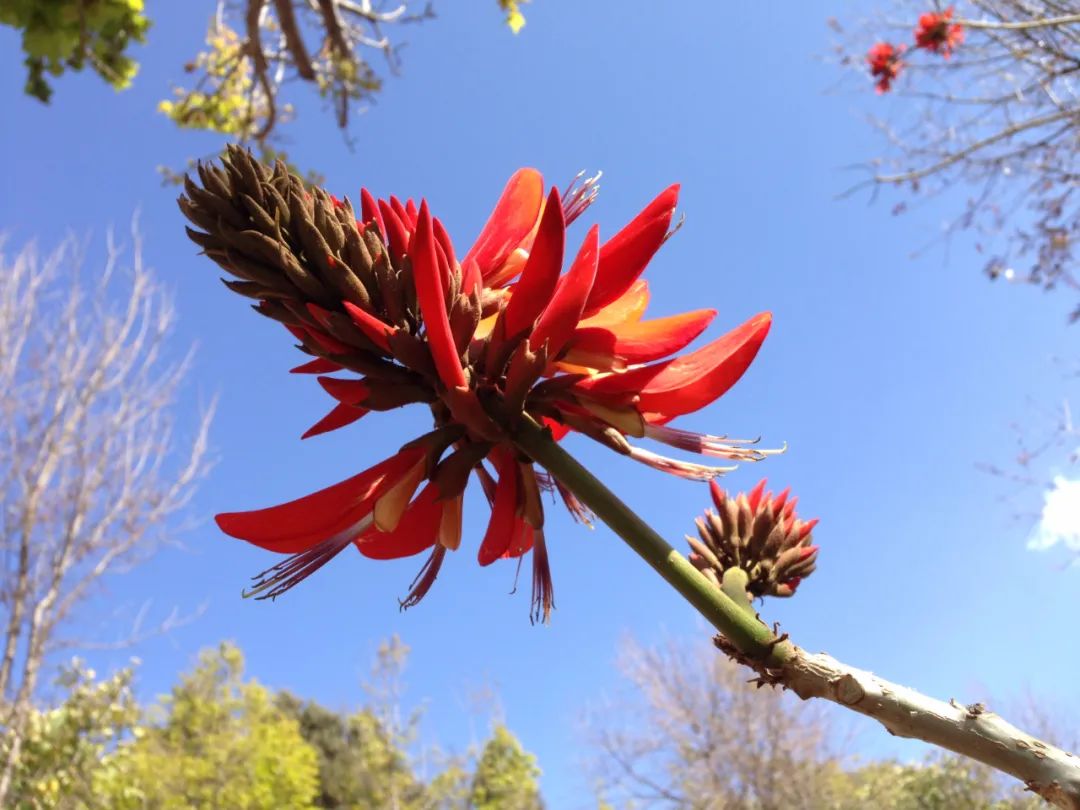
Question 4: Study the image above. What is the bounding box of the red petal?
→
[356,483,441,560]
[342,301,395,353]
[565,308,716,366]
[405,198,419,226]
[502,517,534,559]
[503,187,565,338]
[305,328,350,355]
[317,376,369,405]
[635,312,771,418]
[290,357,342,374]
[412,201,467,389]
[379,198,410,259]
[583,184,679,317]
[390,195,412,231]
[747,479,767,512]
[360,188,385,239]
[530,225,599,358]
[477,455,521,566]
[301,402,368,439]
[462,258,482,297]
[542,416,571,442]
[433,216,459,274]
[570,362,662,403]
[215,446,424,553]
[464,169,544,280]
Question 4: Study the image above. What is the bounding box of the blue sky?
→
[2,1,1078,804]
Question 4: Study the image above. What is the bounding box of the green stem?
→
[513,417,791,663]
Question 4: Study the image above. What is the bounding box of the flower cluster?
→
[180,147,777,620]
[866,6,964,93]
[867,42,905,94]
[687,479,818,599]
[914,7,964,58]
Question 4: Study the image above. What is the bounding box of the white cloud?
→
[1027,476,1080,553]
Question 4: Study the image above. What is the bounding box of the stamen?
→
[627,445,737,481]
[645,424,786,462]
[661,213,685,246]
[534,469,557,494]
[555,479,594,527]
[561,170,602,225]
[399,544,448,609]
[530,529,555,625]
[242,515,374,601]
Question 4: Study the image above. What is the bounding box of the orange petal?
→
[565,308,716,367]
[438,493,464,550]
[373,457,427,531]
[583,184,678,317]
[636,312,772,418]
[577,280,650,328]
[464,169,545,281]
[215,446,425,553]
[356,483,442,560]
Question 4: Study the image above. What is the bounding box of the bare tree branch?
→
[832,0,1080,319]
[0,226,213,804]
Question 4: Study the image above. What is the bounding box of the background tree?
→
[100,642,321,809]
[587,633,1052,809]
[0,0,149,102]
[1,1,529,179]
[832,1,1080,321]
[588,634,842,809]
[0,230,212,806]
[3,660,138,809]
[278,634,544,809]
[468,724,543,810]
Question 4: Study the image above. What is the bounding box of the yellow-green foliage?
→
[157,21,276,140]
[2,661,139,810]
[99,643,320,810]
[470,724,544,810]
[0,0,149,101]
[497,0,529,34]
[830,755,1046,810]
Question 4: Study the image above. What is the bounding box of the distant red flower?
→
[867,41,905,93]
[914,7,964,58]
[180,149,778,621]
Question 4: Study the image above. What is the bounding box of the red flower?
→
[867,41,905,93]
[180,149,779,620]
[914,7,964,58]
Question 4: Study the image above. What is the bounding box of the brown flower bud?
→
[688,479,819,599]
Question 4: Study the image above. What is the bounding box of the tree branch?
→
[271,0,316,79]
[512,419,1080,806]
[957,13,1080,31]
[874,106,1078,185]
[777,647,1080,808]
